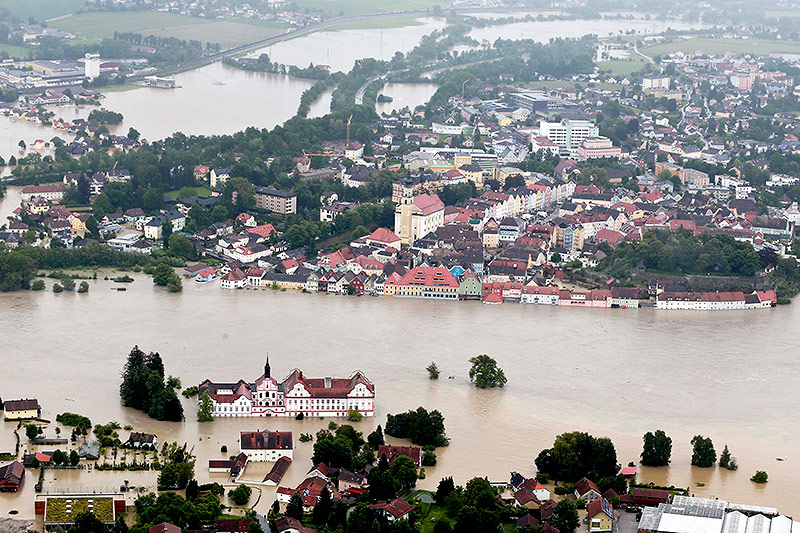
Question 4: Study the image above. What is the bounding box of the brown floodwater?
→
[0,246,798,520]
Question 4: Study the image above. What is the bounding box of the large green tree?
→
[641,430,672,466]
[468,354,507,388]
[553,498,580,533]
[691,435,716,467]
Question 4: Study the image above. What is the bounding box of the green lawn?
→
[642,37,800,57]
[49,12,289,47]
[596,58,648,76]
[0,44,33,59]
[166,186,213,199]
[292,0,447,17]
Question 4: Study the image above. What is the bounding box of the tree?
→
[385,407,448,447]
[390,455,418,491]
[367,425,384,449]
[228,484,252,505]
[68,511,106,533]
[313,486,332,525]
[536,432,618,481]
[61,277,76,291]
[286,492,304,519]
[751,471,768,483]
[422,450,437,466]
[153,263,177,287]
[436,476,455,505]
[127,127,140,141]
[197,390,214,422]
[120,345,184,422]
[347,408,362,422]
[18,140,25,149]
[161,218,173,248]
[168,233,193,258]
[78,281,89,293]
[719,445,732,469]
[468,354,507,388]
[25,424,40,440]
[69,450,80,466]
[691,435,716,467]
[426,361,440,379]
[553,497,580,533]
[641,430,672,466]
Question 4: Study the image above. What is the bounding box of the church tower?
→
[264,357,271,379]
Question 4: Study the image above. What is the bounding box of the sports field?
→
[49,12,290,48]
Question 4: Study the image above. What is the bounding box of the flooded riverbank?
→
[0,262,798,519]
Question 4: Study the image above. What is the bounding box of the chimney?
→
[324,377,332,388]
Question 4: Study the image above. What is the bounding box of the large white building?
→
[198,360,375,418]
[84,53,100,80]
[539,119,599,156]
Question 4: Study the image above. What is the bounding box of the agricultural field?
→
[2,0,87,22]
[49,11,290,48]
[641,37,800,57]
[329,15,427,31]
[292,0,448,17]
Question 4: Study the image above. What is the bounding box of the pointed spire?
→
[264,356,271,379]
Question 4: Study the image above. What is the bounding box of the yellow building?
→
[588,498,613,532]
[3,399,41,420]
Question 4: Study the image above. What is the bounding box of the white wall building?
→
[199,360,375,418]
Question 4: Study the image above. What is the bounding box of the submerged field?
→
[49,12,290,48]
[291,0,447,17]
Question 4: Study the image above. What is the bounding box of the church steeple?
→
[264,357,271,379]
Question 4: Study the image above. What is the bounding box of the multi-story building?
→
[393,266,460,300]
[239,430,293,462]
[199,360,375,418]
[576,137,622,161]
[394,184,445,244]
[641,76,670,91]
[20,184,66,202]
[255,185,297,215]
[539,120,599,156]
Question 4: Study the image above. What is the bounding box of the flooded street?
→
[0,253,798,518]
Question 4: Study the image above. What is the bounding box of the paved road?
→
[355,76,384,105]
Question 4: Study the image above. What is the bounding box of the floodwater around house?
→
[0,235,798,519]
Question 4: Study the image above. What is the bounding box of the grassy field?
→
[292,0,447,17]
[329,15,426,30]
[0,44,33,59]
[3,0,87,21]
[642,37,800,57]
[50,12,290,47]
[165,186,213,199]
[597,58,648,76]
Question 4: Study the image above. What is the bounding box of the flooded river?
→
[0,213,798,519]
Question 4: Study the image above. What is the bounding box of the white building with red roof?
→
[198,360,375,418]
[394,185,445,244]
[365,227,401,249]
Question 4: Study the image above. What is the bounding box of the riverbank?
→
[1,272,799,519]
